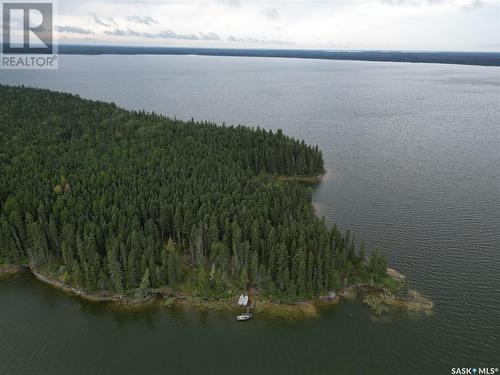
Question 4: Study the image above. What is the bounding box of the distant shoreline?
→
[55,45,500,67]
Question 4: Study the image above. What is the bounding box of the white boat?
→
[236,313,252,321]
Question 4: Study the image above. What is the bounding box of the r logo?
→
[2,2,53,54]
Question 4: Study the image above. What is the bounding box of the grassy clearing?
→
[256,300,319,319]
[363,293,389,316]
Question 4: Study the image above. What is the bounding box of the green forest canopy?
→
[0,85,387,301]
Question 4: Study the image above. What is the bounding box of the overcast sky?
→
[53,0,500,51]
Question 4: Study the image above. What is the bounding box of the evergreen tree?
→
[0,85,384,301]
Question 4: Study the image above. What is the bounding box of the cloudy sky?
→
[54,0,500,51]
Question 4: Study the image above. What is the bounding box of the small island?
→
[0,85,431,318]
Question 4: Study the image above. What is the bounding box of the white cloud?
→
[54,0,500,50]
[261,7,279,20]
[126,16,159,25]
[56,25,95,35]
[89,12,118,28]
[104,28,221,41]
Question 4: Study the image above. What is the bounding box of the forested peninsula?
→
[0,85,426,315]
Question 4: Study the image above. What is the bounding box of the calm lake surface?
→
[1,56,499,374]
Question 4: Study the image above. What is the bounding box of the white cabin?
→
[237,294,249,306]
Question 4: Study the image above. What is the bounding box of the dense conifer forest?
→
[0,85,387,301]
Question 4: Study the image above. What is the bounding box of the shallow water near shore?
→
[0,272,436,375]
[1,55,499,374]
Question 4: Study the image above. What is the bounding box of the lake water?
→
[1,56,499,374]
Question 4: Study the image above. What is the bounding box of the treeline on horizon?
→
[0,85,387,302]
[57,45,500,67]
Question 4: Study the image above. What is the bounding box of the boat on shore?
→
[236,313,252,321]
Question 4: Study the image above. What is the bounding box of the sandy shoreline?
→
[30,268,126,303]
[1,264,432,318]
[30,267,332,317]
